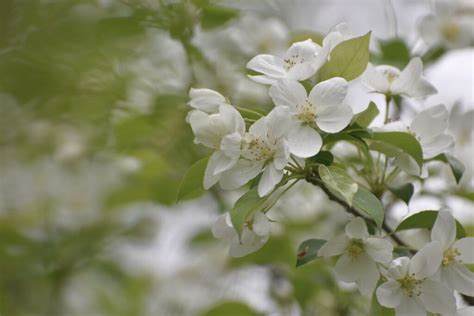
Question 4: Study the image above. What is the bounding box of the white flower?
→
[269,78,352,158]
[188,88,227,113]
[218,107,292,196]
[187,103,246,189]
[363,57,437,98]
[431,209,474,296]
[376,241,456,316]
[384,104,455,161]
[318,217,393,296]
[212,211,270,258]
[419,2,474,49]
[246,39,329,85]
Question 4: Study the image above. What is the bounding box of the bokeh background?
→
[0,0,473,315]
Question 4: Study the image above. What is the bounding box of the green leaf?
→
[318,165,358,205]
[230,188,265,237]
[319,31,371,81]
[352,187,384,228]
[396,210,466,239]
[388,183,414,205]
[307,150,333,166]
[176,156,209,202]
[296,239,326,267]
[434,153,465,184]
[354,102,380,127]
[200,5,239,30]
[201,301,258,316]
[371,132,424,168]
[377,38,410,68]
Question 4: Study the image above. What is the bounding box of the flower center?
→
[399,275,422,297]
[441,22,460,41]
[383,69,399,84]
[283,54,305,71]
[241,135,274,162]
[296,100,317,123]
[442,247,461,267]
[347,239,365,258]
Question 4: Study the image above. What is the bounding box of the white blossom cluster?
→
[185,22,472,315]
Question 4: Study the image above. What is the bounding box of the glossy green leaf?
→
[371,132,423,168]
[307,150,333,166]
[396,210,466,239]
[388,183,414,205]
[352,187,384,228]
[318,165,358,205]
[434,153,465,184]
[230,188,265,237]
[319,31,371,81]
[296,239,326,267]
[176,156,209,202]
[354,102,380,127]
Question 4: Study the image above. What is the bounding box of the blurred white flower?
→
[431,209,474,296]
[363,57,437,98]
[419,1,474,49]
[318,217,393,296]
[212,211,270,257]
[376,241,456,316]
[322,22,351,51]
[247,39,329,85]
[219,107,292,196]
[269,78,352,158]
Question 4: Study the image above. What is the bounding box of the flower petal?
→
[204,151,223,189]
[316,103,353,133]
[421,134,454,159]
[287,125,322,158]
[221,132,242,159]
[248,74,278,85]
[431,209,457,251]
[246,54,286,78]
[404,77,437,98]
[396,295,426,316]
[453,237,474,264]
[219,160,263,190]
[308,77,348,108]
[387,257,410,280]
[376,280,403,308]
[213,151,238,175]
[365,237,393,265]
[345,217,369,240]
[391,57,423,95]
[443,262,474,296]
[410,104,449,141]
[273,139,290,170]
[189,88,226,113]
[258,164,284,197]
[409,241,443,279]
[362,63,390,93]
[252,211,271,237]
[285,39,319,63]
[212,213,235,241]
[230,228,268,257]
[318,234,350,257]
[355,255,380,297]
[419,279,456,316]
[265,106,292,140]
[335,253,357,282]
[269,79,307,110]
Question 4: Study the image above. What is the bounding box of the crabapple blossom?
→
[212,211,270,257]
[187,103,246,189]
[322,22,351,51]
[246,39,329,85]
[431,209,474,296]
[269,78,352,158]
[363,57,437,98]
[318,217,393,296]
[218,106,292,196]
[188,88,228,113]
[376,241,456,316]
